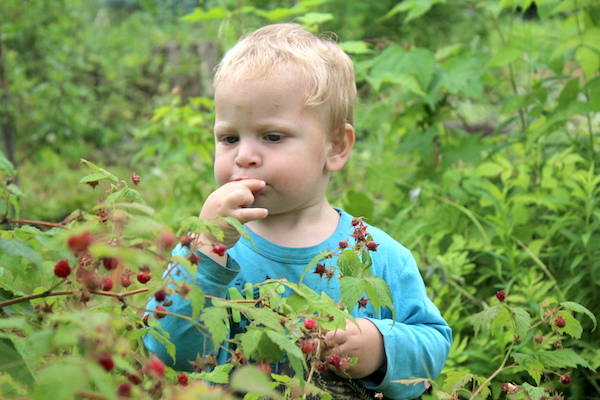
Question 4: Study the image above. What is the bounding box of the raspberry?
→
[327,353,341,367]
[212,244,227,257]
[101,257,120,271]
[303,318,316,330]
[559,374,571,385]
[496,290,506,302]
[147,357,165,377]
[67,231,95,254]
[131,172,141,186]
[154,289,168,302]
[317,363,327,372]
[136,270,152,284]
[357,297,368,309]
[117,382,132,397]
[154,305,167,319]
[54,260,71,278]
[365,240,379,251]
[177,374,188,386]
[299,339,314,354]
[97,353,114,372]
[101,276,113,291]
[179,236,192,247]
[338,240,349,249]
[314,263,327,278]
[187,253,202,264]
[127,373,142,385]
[157,231,176,251]
[258,363,272,375]
[121,273,132,288]
[554,315,566,328]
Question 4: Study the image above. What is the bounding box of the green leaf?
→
[340,40,374,55]
[0,337,35,387]
[487,46,523,67]
[470,305,503,336]
[508,306,531,340]
[33,363,88,400]
[220,217,251,243]
[79,159,118,181]
[201,306,230,347]
[189,286,206,319]
[197,363,234,384]
[558,78,580,109]
[78,172,109,184]
[365,275,395,318]
[339,276,366,311]
[576,46,600,82]
[181,7,228,21]
[121,187,145,204]
[513,349,592,371]
[0,239,43,269]
[265,330,307,380]
[229,365,280,398]
[561,301,597,331]
[0,152,15,176]
[147,328,177,364]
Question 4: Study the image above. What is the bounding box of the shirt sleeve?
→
[143,244,241,371]
[358,246,452,399]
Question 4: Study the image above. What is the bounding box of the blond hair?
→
[213,23,356,132]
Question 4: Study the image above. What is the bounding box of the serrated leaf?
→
[471,305,503,336]
[513,349,592,372]
[220,217,251,243]
[201,307,229,347]
[197,363,234,384]
[32,363,88,400]
[0,152,15,175]
[442,370,475,392]
[79,159,118,181]
[339,276,366,311]
[147,328,176,363]
[265,330,307,382]
[365,275,395,318]
[121,187,145,204]
[507,306,531,339]
[230,365,280,398]
[240,328,264,356]
[0,239,42,269]
[337,249,362,277]
[561,301,597,331]
[189,286,206,319]
[78,172,109,184]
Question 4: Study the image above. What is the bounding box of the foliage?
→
[1,0,599,398]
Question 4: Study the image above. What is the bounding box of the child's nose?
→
[234,140,261,168]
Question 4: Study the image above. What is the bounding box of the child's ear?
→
[325,123,355,173]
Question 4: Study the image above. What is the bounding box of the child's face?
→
[213,72,335,216]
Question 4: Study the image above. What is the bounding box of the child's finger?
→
[235,207,268,224]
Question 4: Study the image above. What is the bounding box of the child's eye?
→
[264,134,283,142]
[221,136,239,144]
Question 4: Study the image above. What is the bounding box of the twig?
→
[8,219,69,229]
[0,287,149,309]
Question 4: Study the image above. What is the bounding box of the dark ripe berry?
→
[327,353,341,367]
[317,363,327,372]
[102,276,113,291]
[559,374,571,385]
[86,180,99,189]
[137,270,152,284]
[179,236,193,247]
[496,290,506,302]
[97,353,115,372]
[357,297,369,309]
[300,340,314,354]
[338,240,349,249]
[157,231,176,252]
[127,373,142,385]
[314,263,327,278]
[365,240,380,251]
[101,257,120,271]
[187,253,202,265]
[154,289,168,302]
[67,231,95,254]
[554,315,566,328]
[212,244,227,257]
[54,260,71,278]
[121,273,132,288]
[131,172,141,186]
[303,318,316,330]
[117,382,132,397]
[177,374,188,386]
[154,305,167,319]
[147,357,165,377]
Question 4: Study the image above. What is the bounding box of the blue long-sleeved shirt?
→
[144,208,451,399]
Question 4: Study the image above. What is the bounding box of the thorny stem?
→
[6,218,69,229]
[0,287,149,309]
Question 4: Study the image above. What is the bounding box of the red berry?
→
[117,382,132,397]
[365,240,379,251]
[303,318,316,330]
[97,353,114,372]
[177,374,188,386]
[131,172,141,186]
[560,374,571,385]
[179,236,192,247]
[212,244,227,257]
[357,297,368,309]
[127,373,142,385]
[54,260,71,278]
[121,273,132,288]
[300,340,314,354]
[67,231,95,254]
[157,231,176,251]
[327,353,341,367]
[101,276,113,291]
[258,363,272,375]
[317,363,327,372]
[154,305,167,319]
[101,257,120,270]
[147,357,165,377]
[338,240,349,249]
[313,263,327,278]
[555,315,566,328]
[154,289,168,302]
[496,290,506,302]
[137,270,152,284]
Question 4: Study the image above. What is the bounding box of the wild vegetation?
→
[0,0,598,399]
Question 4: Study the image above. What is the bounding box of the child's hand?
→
[196,179,268,261]
[322,318,386,379]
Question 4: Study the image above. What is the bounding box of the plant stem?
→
[0,288,149,309]
[7,218,69,229]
